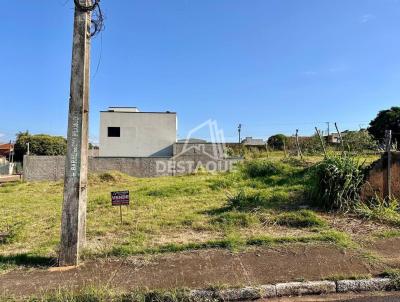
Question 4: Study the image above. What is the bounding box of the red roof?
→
[0,144,13,157]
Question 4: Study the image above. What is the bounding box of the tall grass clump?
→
[241,159,287,178]
[309,155,366,211]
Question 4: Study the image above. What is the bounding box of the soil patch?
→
[368,237,400,266]
[0,244,377,297]
[323,214,391,240]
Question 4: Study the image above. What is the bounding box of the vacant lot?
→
[4,152,400,301]
[1,152,396,269]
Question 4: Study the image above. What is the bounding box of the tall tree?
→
[368,107,400,144]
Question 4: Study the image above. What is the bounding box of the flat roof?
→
[100,111,176,114]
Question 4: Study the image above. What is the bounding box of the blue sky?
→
[0,0,399,143]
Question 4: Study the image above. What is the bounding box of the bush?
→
[343,130,377,152]
[308,155,366,211]
[300,134,326,155]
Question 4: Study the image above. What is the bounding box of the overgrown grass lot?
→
[1,151,398,271]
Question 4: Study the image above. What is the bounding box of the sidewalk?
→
[0,175,22,184]
[2,240,398,297]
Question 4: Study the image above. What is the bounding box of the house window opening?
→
[108,127,120,137]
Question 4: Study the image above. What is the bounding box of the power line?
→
[73,0,104,37]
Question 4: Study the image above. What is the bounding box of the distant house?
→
[0,143,13,158]
[326,132,348,144]
[99,107,177,157]
[177,138,207,144]
[241,137,266,146]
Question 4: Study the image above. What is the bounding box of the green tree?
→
[267,134,287,150]
[14,131,67,161]
[343,130,377,152]
[368,107,400,144]
[300,134,325,154]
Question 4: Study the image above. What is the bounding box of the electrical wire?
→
[73,0,104,37]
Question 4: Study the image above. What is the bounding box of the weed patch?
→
[269,210,327,228]
[211,211,258,228]
[356,199,400,227]
[308,155,366,211]
[241,159,288,178]
[227,189,293,211]
[5,287,194,302]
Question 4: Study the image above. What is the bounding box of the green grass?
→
[2,287,195,302]
[0,154,387,269]
[107,229,353,257]
[356,199,400,227]
[374,230,400,239]
[270,210,327,228]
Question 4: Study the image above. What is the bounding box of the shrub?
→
[300,134,326,155]
[308,155,366,211]
[342,130,377,152]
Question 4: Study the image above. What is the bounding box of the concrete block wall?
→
[23,155,240,181]
[361,152,400,201]
[89,157,171,178]
[173,143,225,159]
[23,156,171,181]
[23,156,65,181]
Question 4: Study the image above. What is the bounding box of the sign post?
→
[111,191,130,224]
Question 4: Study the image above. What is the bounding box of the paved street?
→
[269,292,400,302]
[339,295,400,302]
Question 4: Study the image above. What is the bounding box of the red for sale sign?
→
[111,191,129,206]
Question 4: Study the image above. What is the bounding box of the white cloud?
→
[328,64,348,73]
[360,14,376,23]
[302,71,318,76]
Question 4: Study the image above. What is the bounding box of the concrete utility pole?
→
[59,0,91,266]
[385,130,392,199]
[238,124,242,144]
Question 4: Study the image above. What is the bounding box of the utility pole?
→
[326,122,330,137]
[238,124,242,144]
[334,122,345,154]
[385,130,392,199]
[26,142,30,156]
[59,0,92,266]
[315,127,327,157]
[295,129,303,160]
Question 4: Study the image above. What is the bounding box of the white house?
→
[99,107,177,157]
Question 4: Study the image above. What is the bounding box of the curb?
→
[188,278,394,301]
